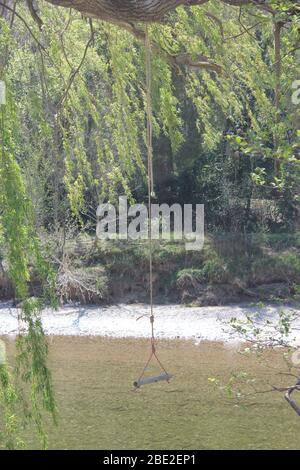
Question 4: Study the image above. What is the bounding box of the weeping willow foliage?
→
[0,0,299,447]
[0,75,57,447]
[0,363,22,449]
[4,1,300,218]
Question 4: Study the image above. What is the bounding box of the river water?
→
[4,336,299,450]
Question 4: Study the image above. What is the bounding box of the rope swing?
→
[133,27,173,390]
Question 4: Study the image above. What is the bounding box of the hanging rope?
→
[145,24,155,348]
[133,26,172,389]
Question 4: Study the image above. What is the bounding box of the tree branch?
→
[26,0,43,30]
[285,380,300,417]
[42,0,273,24]
[57,31,95,109]
[123,23,222,73]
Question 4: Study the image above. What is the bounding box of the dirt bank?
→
[2,233,300,307]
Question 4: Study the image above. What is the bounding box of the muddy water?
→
[4,337,300,449]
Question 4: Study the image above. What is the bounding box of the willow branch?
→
[0,1,46,51]
[26,0,43,30]
[57,32,95,109]
[123,23,222,73]
[205,12,224,39]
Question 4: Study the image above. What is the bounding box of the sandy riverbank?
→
[1,301,300,345]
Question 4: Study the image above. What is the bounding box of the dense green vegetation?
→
[2,233,300,306]
[0,0,299,449]
[0,1,300,232]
